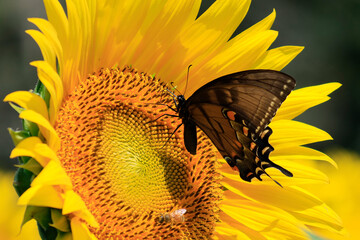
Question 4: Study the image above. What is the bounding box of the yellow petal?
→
[221,180,323,212]
[62,191,86,215]
[221,196,308,239]
[252,45,304,71]
[309,226,348,240]
[265,160,330,185]
[19,110,60,151]
[292,203,343,235]
[28,18,64,72]
[17,219,42,240]
[43,0,69,44]
[71,217,97,240]
[223,181,343,232]
[25,30,56,69]
[221,160,329,186]
[65,0,92,92]
[63,191,99,228]
[215,221,263,240]
[188,30,278,96]
[4,91,48,121]
[270,120,332,149]
[173,0,251,89]
[30,60,64,122]
[181,0,250,61]
[91,1,151,75]
[275,82,342,121]
[237,9,276,38]
[129,1,202,75]
[10,136,59,166]
[271,146,337,168]
[211,30,278,75]
[185,9,277,93]
[31,160,72,188]
[18,185,63,209]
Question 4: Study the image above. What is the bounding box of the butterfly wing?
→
[185,70,295,182]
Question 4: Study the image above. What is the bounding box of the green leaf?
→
[16,158,43,175]
[23,119,40,137]
[13,167,33,196]
[34,79,44,95]
[50,209,70,232]
[38,222,58,240]
[34,79,50,108]
[23,206,58,240]
[22,206,51,230]
[56,231,73,240]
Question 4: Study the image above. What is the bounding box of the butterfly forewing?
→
[183,70,295,183]
[186,70,296,138]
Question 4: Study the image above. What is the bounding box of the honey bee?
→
[159,209,187,225]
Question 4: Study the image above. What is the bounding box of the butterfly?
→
[171,69,295,186]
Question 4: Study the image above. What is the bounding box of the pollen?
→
[55,66,222,239]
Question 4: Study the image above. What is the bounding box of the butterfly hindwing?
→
[181,70,295,183]
[187,103,291,183]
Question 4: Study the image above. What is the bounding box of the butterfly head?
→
[176,95,185,105]
[176,95,187,116]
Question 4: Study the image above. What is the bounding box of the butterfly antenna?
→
[184,64,192,97]
[167,88,178,98]
[170,82,182,96]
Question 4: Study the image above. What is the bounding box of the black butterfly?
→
[171,69,295,185]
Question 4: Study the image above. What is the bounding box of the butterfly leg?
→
[145,114,180,124]
[167,89,179,109]
[160,123,183,149]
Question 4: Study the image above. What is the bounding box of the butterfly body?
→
[173,70,295,184]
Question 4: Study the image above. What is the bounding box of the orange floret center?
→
[55,66,222,239]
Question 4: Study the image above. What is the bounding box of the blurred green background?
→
[0,0,359,171]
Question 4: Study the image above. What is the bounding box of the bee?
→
[159,209,187,225]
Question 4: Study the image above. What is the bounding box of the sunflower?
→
[303,150,360,240]
[4,0,344,239]
[0,171,41,240]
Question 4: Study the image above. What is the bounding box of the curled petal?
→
[10,136,59,166]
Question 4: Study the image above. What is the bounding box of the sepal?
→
[16,158,43,175]
[34,79,51,108]
[8,128,30,146]
[13,167,34,196]
[50,208,71,232]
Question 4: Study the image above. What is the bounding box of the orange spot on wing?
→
[235,141,243,149]
[232,166,239,172]
[242,127,248,136]
[250,142,256,150]
[246,172,253,178]
[227,111,236,121]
